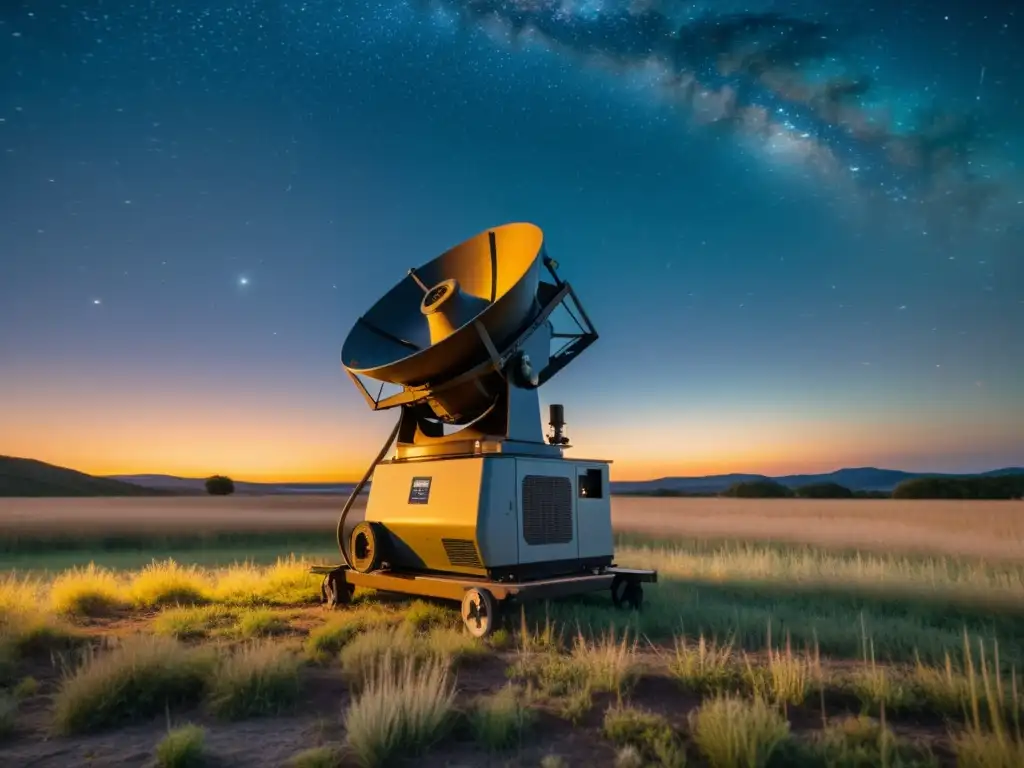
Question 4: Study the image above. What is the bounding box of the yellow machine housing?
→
[365,454,614,581]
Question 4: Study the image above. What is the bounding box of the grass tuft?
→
[52,634,214,735]
[152,605,237,640]
[129,559,211,608]
[155,723,207,768]
[339,625,453,690]
[343,650,457,768]
[794,715,935,768]
[404,599,457,631]
[951,635,1024,768]
[669,633,738,694]
[207,640,302,720]
[742,630,819,707]
[304,611,386,663]
[49,563,126,617]
[691,693,790,768]
[603,704,686,767]
[234,607,290,638]
[470,683,536,751]
[287,745,345,768]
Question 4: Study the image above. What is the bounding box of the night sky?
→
[1,0,1021,482]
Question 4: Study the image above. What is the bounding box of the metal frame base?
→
[310,563,658,636]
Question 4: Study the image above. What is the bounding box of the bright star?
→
[92,299,101,305]
[239,276,249,286]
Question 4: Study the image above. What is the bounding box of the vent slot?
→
[442,538,483,568]
[522,475,573,546]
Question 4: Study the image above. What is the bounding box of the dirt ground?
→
[0,606,955,768]
[2,495,1022,561]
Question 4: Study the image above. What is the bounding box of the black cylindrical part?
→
[549,404,565,428]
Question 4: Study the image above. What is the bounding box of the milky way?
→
[417,0,1019,235]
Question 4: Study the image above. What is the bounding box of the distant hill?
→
[5,455,1021,497]
[106,474,362,496]
[0,456,177,497]
[610,466,1024,495]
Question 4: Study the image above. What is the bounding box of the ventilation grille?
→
[442,538,483,568]
[522,475,573,546]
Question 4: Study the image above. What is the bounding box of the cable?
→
[336,413,403,569]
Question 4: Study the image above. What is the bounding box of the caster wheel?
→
[461,587,498,639]
[322,574,354,609]
[611,574,630,609]
[349,521,386,574]
[624,582,644,611]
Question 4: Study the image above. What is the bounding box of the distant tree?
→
[205,475,235,496]
[794,482,854,499]
[853,490,891,499]
[721,480,792,498]
[892,474,1024,500]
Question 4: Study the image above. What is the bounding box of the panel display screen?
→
[408,476,432,504]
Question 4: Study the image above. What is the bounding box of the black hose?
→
[336,414,403,568]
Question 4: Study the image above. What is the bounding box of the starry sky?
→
[1,0,1021,482]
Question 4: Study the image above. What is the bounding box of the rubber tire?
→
[461,587,498,639]
[322,575,355,609]
[349,521,386,574]
[624,582,644,611]
[611,574,630,609]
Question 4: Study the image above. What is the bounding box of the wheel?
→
[349,521,385,574]
[624,582,644,611]
[461,587,498,639]
[611,574,630,609]
[322,574,354,609]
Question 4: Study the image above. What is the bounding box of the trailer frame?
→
[310,563,657,638]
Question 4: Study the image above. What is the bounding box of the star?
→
[92,299,101,305]
[239,276,249,287]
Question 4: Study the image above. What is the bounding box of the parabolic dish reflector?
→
[341,222,545,387]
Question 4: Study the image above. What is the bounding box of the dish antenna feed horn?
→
[320,222,657,637]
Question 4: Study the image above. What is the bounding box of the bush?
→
[204,475,235,496]
[721,480,792,498]
[794,482,854,499]
[893,474,1024,500]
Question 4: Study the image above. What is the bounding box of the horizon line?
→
[99,463,1024,485]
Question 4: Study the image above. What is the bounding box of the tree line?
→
[624,474,1024,500]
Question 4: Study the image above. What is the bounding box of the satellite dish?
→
[340,222,598,445]
[342,222,544,388]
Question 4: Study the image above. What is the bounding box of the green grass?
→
[155,724,207,768]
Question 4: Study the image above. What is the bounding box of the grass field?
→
[1,496,1023,766]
